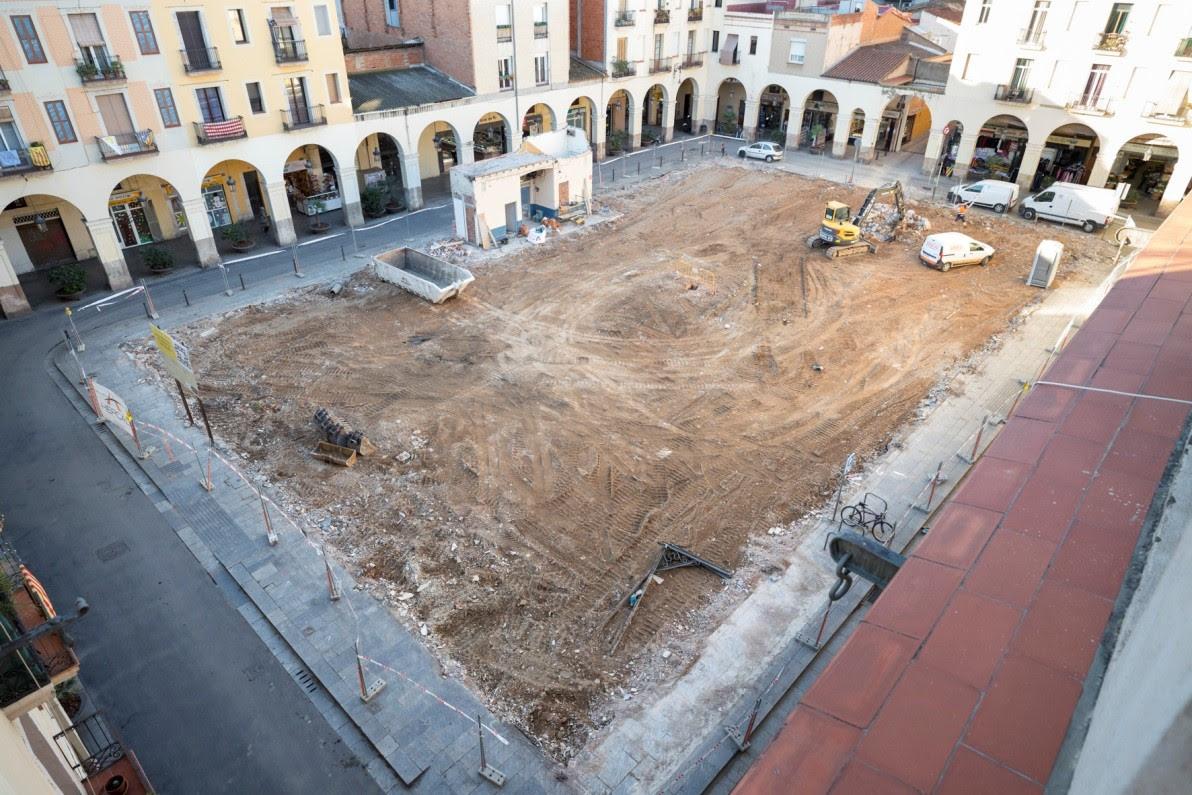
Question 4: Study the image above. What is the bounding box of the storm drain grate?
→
[294,668,319,694]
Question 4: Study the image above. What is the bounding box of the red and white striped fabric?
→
[19,564,56,618]
[203,118,244,140]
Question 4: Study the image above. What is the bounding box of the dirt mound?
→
[183,165,1115,759]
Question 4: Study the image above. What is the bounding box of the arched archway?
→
[938,120,964,176]
[417,121,460,200]
[606,90,633,154]
[844,109,866,157]
[1032,123,1099,190]
[473,112,512,161]
[799,89,838,150]
[642,84,668,144]
[969,114,1029,182]
[756,85,790,143]
[715,78,745,135]
[355,133,408,215]
[567,96,596,146]
[200,159,278,247]
[523,103,555,136]
[106,174,202,272]
[284,144,345,232]
[1,194,107,306]
[1109,133,1183,217]
[876,95,932,156]
[675,78,699,134]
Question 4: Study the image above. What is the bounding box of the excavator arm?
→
[851,181,905,226]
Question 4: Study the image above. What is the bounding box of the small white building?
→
[450,129,593,247]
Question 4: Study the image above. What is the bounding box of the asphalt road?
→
[0,207,455,793]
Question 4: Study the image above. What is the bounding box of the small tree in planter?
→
[307,198,330,233]
[143,246,175,274]
[361,186,387,218]
[48,263,87,300]
[221,221,256,251]
[385,191,405,213]
[608,130,628,154]
[719,107,738,136]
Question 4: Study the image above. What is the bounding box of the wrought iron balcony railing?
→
[194,116,247,144]
[95,130,158,161]
[273,38,308,63]
[282,104,326,131]
[180,46,221,73]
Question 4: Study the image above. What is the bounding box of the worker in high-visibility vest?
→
[955,201,970,225]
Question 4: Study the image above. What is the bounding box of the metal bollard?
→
[239,273,246,291]
[292,248,304,278]
[261,495,279,545]
[183,289,190,307]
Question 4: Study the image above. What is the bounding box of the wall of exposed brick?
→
[345,44,425,74]
[572,0,605,63]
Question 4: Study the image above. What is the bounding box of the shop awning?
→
[720,35,738,65]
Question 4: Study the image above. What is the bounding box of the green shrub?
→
[361,186,387,216]
[220,222,253,244]
[143,246,175,271]
[48,263,86,295]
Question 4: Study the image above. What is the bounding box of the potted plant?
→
[611,58,631,78]
[608,130,627,155]
[48,263,86,301]
[719,107,738,136]
[361,186,387,219]
[307,198,330,233]
[75,61,99,81]
[385,192,404,214]
[221,221,255,252]
[142,245,175,274]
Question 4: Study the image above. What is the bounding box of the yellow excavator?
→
[806,181,905,259]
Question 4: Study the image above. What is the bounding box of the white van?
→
[919,232,996,272]
[1018,183,1120,233]
[947,180,1020,213]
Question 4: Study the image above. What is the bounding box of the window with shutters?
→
[314,5,332,36]
[154,88,180,127]
[44,101,77,143]
[246,82,265,113]
[788,39,806,64]
[228,9,249,44]
[384,0,399,27]
[11,16,46,64]
[195,86,227,124]
[129,11,158,54]
[69,14,112,70]
[325,73,341,103]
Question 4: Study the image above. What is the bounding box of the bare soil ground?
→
[179,165,1115,758]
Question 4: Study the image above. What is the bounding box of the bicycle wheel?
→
[871,520,896,545]
[840,505,863,527]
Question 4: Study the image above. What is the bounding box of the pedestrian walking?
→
[955,201,970,225]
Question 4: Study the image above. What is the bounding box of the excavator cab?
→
[819,200,861,245]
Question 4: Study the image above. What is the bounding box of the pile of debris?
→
[425,239,468,263]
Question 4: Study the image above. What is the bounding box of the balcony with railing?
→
[534,22,548,38]
[497,24,512,42]
[655,9,670,24]
[615,10,636,26]
[650,56,674,74]
[1017,27,1045,49]
[194,116,247,144]
[1142,101,1191,126]
[680,52,705,69]
[1094,31,1128,54]
[0,145,51,178]
[273,38,308,63]
[282,104,326,131]
[53,712,151,795]
[0,551,79,715]
[1067,95,1115,116]
[75,57,124,83]
[995,84,1034,104]
[688,4,704,21]
[1176,37,1192,58]
[610,59,638,78]
[180,46,221,73]
[95,130,158,161]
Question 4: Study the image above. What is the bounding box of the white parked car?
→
[919,232,996,272]
[947,179,1020,213]
[737,141,783,162]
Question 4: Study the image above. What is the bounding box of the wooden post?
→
[261,495,278,545]
[176,379,195,426]
[194,394,215,444]
[324,549,341,601]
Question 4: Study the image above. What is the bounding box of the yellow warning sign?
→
[149,323,197,391]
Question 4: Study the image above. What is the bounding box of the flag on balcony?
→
[19,564,56,618]
[203,118,244,140]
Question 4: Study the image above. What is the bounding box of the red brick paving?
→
[734,198,1192,794]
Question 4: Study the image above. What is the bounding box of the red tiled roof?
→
[822,44,911,83]
[736,199,1192,794]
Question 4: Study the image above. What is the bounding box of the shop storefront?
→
[1032,126,1099,189]
[202,179,233,228]
[474,113,508,160]
[108,190,155,248]
[284,150,342,217]
[800,92,837,149]
[969,118,1028,181]
[758,86,789,141]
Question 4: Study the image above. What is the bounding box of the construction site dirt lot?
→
[179,165,1118,759]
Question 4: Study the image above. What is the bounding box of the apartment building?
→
[0,1,355,316]
[929,0,1192,215]
[0,536,152,794]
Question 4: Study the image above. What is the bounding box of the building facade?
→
[2,0,1191,319]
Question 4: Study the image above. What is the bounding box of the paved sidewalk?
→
[52,250,575,793]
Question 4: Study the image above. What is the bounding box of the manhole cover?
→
[95,541,129,563]
[302,625,315,637]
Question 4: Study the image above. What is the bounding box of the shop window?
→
[154,88,180,127]
[129,11,159,54]
[44,100,77,143]
[11,16,46,64]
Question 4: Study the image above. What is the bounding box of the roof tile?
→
[801,624,917,728]
[982,418,1056,465]
[828,761,917,795]
[1011,581,1113,678]
[864,557,963,640]
[733,707,860,795]
[1049,518,1141,600]
[937,746,1043,795]
[951,456,1031,514]
[913,503,1001,569]
[965,529,1056,608]
[918,590,1021,690]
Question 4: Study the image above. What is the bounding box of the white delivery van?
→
[919,232,996,272]
[1018,183,1120,233]
[947,180,1020,213]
